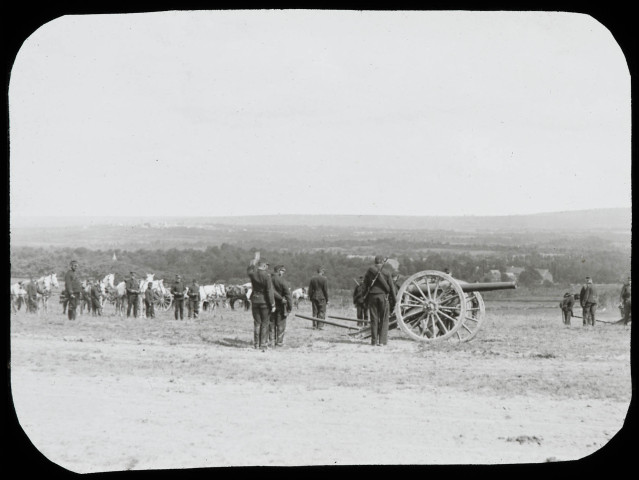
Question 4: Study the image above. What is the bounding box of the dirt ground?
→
[9,299,633,473]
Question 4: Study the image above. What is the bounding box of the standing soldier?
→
[270,265,293,347]
[188,279,201,319]
[580,276,598,327]
[559,292,575,326]
[25,276,38,313]
[619,276,631,326]
[91,281,103,316]
[126,272,140,318]
[144,282,156,319]
[171,274,186,320]
[82,280,93,315]
[353,276,368,327]
[64,260,83,320]
[308,265,329,330]
[363,255,397,347]
[247,253,275,351]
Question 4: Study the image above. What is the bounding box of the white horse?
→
[10,282,27,313]
[199,283,228,313]
[292,287,309,309]
[34,274,60,313]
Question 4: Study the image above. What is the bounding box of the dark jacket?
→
[353,284,367,306]
[188,285,201,301]
[272,275,292,311]
[91,285,102,301]
[247,264,275,307]
[363,265,397,300]
[126,278,140,295]
[308,274,328,302]
[65,269,83,294]
[145,289,155,303]
[171,281,186,298]
[560,295,575,312]
[26,282,38,298]
[580,284,598,306]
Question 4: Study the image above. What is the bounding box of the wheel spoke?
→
[424,276,433,300]
[438,309,461,325]
[411,281,429,302]
[434,312,450,334]
[403,290,425,304]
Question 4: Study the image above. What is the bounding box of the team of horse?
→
[11,272,309,317]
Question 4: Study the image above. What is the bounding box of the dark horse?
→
[226,284,251,311]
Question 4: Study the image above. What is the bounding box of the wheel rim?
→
[395,270,467,342]
[449,291,486,343]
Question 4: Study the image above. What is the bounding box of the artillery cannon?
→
[296,270,516,343]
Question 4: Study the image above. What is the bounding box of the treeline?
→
[10,243,630,290]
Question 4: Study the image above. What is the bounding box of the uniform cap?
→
[70,260,78,265]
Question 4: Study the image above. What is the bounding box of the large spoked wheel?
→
[395,270,467,342]
[155,293,173,311]
[449,291,486,343]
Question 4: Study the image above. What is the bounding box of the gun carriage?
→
[296,270,516,343]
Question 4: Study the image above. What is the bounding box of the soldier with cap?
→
[91,280,103,316]
[363,255,397,346]
[126,272,141,318]
[144,282,156,319]
[25,276,39,313]
[579,276,598,327]
[308,265,329,330]
[247,253,275,350]
[270,264,293,347]
[188,279,201,319]
[64,260,83,320]
[171,274,186,320]
[559,292,575,326]
[353,275,369,327]
[619,276,631,325]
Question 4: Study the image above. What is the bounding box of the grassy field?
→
[9,298,633,472]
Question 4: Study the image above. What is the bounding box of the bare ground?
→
[9,300,633,473]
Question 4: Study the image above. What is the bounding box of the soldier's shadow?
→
[209,337,254,349]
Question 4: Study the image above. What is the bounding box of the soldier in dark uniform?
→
[353,276,368,327]
[25,277,39,313]
[247,256,275,350]
[619,276,631,325]
[125,272,140,318]
[91,281,103,316]
[144,282,156,319]
[270,265,293,347]
[171,274,186,320]
[559,292,575,326]
[64,260,83,320]
[579,276,598,327]
[308,265,329,330]
[81,280,93,315]
[363,255,397,346]
[188,280,201,319]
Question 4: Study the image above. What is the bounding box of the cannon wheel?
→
[449,291,486,343]
[395,270,467,342]
[155,292,173,312]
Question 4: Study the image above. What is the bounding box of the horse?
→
[10,282,27,313]
[226,283,252,311]
[199,283,228,313]
[33,274,60,313]
[113,281,128,316]
[291,287,309,309]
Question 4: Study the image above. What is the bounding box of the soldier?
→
[171,274,186,320]
[91,280,103,316]
[60,289,69,315]
[270,265,293,347]
[144,282,156,319]
[81,280,93,315]
[188,279,201,319]
[308,265,329,330]
[25,276,38,313]
[619,276,631,326]
[559,292,575,326]
[579,276,598,327]
[126,272,141,318]
[353,276,368,327]
[247,254,275,350]
[64,260,83,320]
[363,255,397,346]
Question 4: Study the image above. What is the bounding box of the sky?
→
[8,10,632,218]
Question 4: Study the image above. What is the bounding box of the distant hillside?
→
[9,208,632,232]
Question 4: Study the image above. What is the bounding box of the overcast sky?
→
[9,10,631,218]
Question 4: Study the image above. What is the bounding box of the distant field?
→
[10,299,632,472]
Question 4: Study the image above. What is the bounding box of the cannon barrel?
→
[405,280,516,296]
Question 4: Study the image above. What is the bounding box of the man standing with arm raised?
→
[363,255,397,347]
[308,265,329,330]
[247,252,275,351]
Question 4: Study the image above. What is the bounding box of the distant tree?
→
[518,267,543,287]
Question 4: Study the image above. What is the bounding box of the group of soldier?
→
[559,275,631,327]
